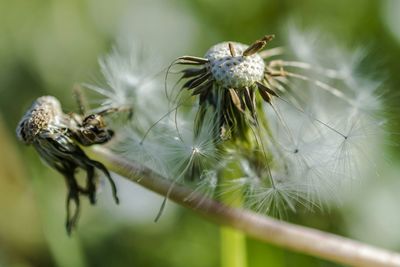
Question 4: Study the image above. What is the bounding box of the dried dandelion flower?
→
[16,95,121,234]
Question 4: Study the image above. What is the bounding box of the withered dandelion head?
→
[177,35,278,140]
[16,95,121,234]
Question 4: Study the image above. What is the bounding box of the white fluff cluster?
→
[84,45,162,122]
[91,29,384,217]
[247,29,384,211]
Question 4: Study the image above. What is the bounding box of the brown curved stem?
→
[89,146,400,267]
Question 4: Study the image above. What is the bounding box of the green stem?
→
[88,146,400,267]
[219,163,247,267]
[221,227,247,267]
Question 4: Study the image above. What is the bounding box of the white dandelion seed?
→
[184,170,219,209]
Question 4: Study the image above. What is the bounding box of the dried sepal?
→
[228,42,237,57]
[229,88,245,113]
[243,34,275,56]
[177,56,209,65]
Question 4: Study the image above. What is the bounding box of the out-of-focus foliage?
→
[1,0,400,267]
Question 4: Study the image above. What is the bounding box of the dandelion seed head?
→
[93,28,385,218]
[205,42,265,88]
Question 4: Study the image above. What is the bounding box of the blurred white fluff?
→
[84,44,166,128]
[250,27,385,211]
[215,27,384,214]
[184,170,219,208]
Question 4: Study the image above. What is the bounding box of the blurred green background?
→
[2,0,400,266]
